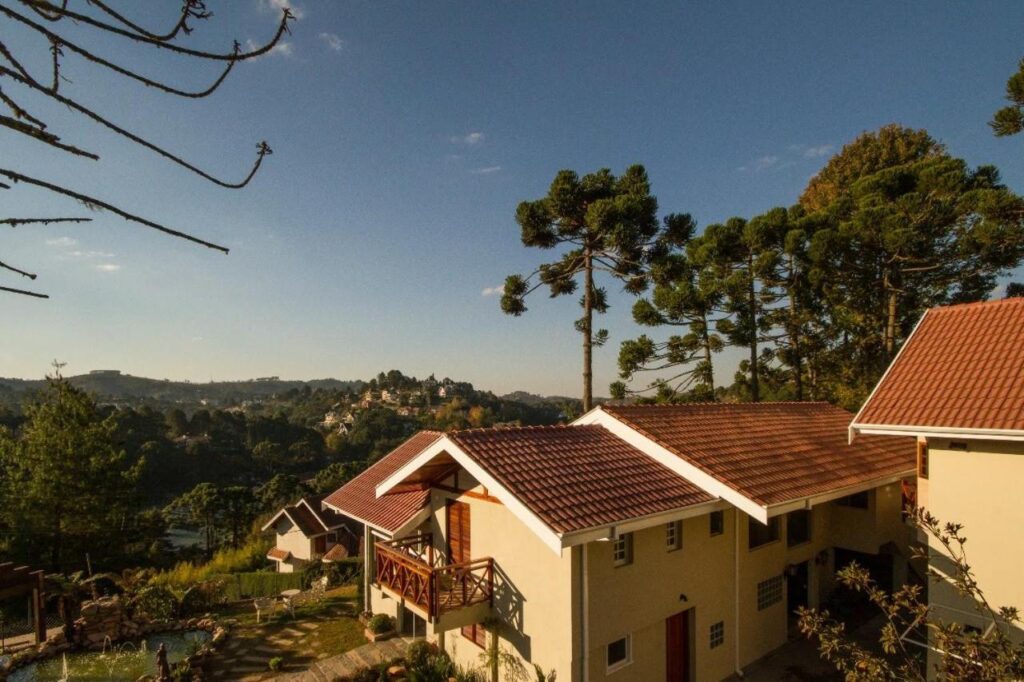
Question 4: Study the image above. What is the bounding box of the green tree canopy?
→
[0,375,141,570]
[991,57,1024,137]
[501,165,687,410]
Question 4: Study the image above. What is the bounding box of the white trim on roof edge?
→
[376,437,568,555]
[848,309,930,444]
[574,407,771,523]
[851,425,1024,442]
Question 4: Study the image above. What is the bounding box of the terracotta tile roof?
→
[855,297,1024,432]
[323,431,443,533]
[267,547,291,561]
[322,543,351,562]
[602,402,914,507]
[447,425,714,535]
[262,496,350,536]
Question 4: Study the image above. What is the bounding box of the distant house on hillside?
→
[262,497,360,573]
[851,297,1024,673]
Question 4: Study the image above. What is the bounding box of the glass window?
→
[709,510,724,536]
[613,533,633,567]
[606,635,632,672]
[787,510,811,547]
[748,516,780,549]
[757,576,784,610]
[917,440,929,479]
[666,521,682,552]
[709,621,725,649]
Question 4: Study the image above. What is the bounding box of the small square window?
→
[709,510,724,536]
[917,440,929,479]
[757,576,784,610]
[613,533,633,567]
[666,521,682,552]
[709,621,725,649]
[606,634,632,672]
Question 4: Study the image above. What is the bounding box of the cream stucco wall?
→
[924,438,1024,668]
[273,516,314,572]
[429,476,578,680]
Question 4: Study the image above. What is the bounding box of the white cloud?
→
[45,237,77,247]
[261,0,304,20]
[738,156,778,173]
[318,32,343,52]
[245,38,294,58]
[803,144,834,158]
[451,132,485,145]
[69,250,115,259]
[481,285,505,297]
[470,166,502,175]
[95,263,121,272]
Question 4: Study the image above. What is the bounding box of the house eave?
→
[556,498,730,548]
[765,470,915,517]
[851,424,1024,443]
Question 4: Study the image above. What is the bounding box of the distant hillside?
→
[0,371,363,410]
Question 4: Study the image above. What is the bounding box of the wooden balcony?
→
[374,533,494,622]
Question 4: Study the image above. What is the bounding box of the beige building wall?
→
[585,510,738,682]
[428,476,577,680]
[924,439,1024,658]
[274,517,314,572]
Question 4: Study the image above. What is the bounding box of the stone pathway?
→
[272,637,415,682]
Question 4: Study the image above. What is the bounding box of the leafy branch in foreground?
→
[798,507,1024,681]
[0,0,295,298]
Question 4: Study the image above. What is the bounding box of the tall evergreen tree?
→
[501,165,685,410]
[0,375,141,570]
[991,57,1024,137]
[613,214,725,402]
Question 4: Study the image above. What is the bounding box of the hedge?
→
[216,571,305,600]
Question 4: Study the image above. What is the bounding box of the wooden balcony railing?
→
[374,533,494,621]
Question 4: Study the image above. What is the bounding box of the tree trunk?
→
[788,254,804,401]
[747,258,760,402]
[883,271,899,358]
[582,247,593,412]
[701,312,715,394]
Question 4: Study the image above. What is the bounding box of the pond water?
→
[7,630,211,682]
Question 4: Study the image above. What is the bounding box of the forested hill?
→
[0,371,363,410]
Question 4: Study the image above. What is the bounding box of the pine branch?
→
[0,284,48,298]
[0,168,229,253]
[83,0,209,42]
[0,258,37,279]
[1,217,92,227]
[2,7,239,99]
[0,86,47,128]
[9,0,294,62]
[1,67,271,188]
[0,114,100,159]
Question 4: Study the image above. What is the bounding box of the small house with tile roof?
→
[324,402,916,680]
[261,496,360,573]
[852,296,1024,672]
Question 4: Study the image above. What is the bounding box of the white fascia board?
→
[765,470,915,517]
[259,509,289,532]
[575,407,770,523]
[297,499,332,532]
[391,507,432,539]
[558,499,730,548]
[852,424,1024,443]
[849,309,930,444]
[376,436,566,556]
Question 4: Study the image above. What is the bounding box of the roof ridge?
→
[607,400,836,408]
[449,423,595,436]
[928,297,1024,313]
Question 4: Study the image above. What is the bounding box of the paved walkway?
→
[272,637,414,682]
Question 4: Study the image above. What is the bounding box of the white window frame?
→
[757,575,784,610]
[605,633,632,673]
[666,520,682,552]
[709,620,725,649]
[612,532,633,567]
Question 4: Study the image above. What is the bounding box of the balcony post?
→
[487,559,494,608]
[427,570,435,621]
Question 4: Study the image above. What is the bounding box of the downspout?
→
[580,543,590,682]
[363,524,372,614]
[734,510,744,678]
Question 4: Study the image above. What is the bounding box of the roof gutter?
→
[764,470,915,517]
[851,424,1024,443]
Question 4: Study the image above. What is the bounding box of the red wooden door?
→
[666,610,690,682]
[447,500,485,647]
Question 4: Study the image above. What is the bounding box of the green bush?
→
[218,571,305,600]
[150,535,271,589]
[302,557,361,589]
[367,614,393,634]
[134,585,179,621]
[268,656,284,671]
[179,579,228,614]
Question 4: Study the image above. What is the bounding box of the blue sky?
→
[4,0,1023,396]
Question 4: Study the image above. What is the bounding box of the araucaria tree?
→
[501,165,685,411]
[991,57,1024,137]
[0,0,293,298]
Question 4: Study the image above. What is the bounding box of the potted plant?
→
[364,614,395,642]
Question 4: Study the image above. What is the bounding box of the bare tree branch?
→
[0,113,100,159]
[83,0,209,42]
[0,258,37,279]
[0,284,48,298]
[1,217,92,227]
[0,168,230,253]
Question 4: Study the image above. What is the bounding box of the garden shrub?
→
[302,557,362,589]
[179,578,228,614]
[218,571,304,600]
[367,614,393,634]
[268,656,284,671]
[150,536,271,589]
[134,585,179,621]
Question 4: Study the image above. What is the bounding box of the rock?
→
[387,664,406,678]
